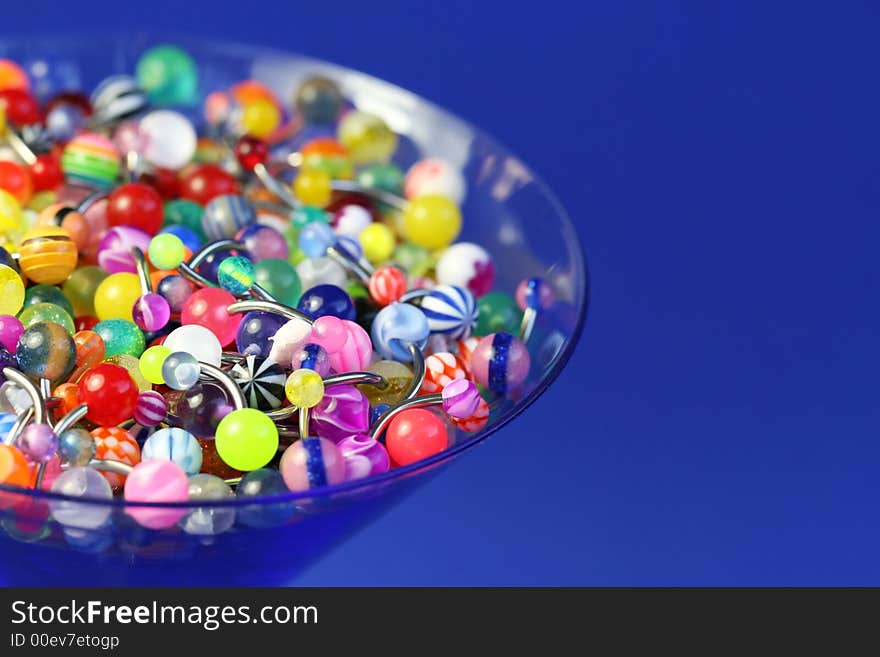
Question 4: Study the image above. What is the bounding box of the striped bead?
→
[0,411,18,445]
[420,284,478,340]
[141,427,203,475]
[420,351,470,394]
[61,133,120,188]
[202,195,257,241]
[134,390,168,427]
[91,75,148,124]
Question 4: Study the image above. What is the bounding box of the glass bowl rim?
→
[0,33,590,509]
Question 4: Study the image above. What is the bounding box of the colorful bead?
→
[441,379,481,418]
[138,344,171,384]
[181,474,236,535]
[17,226,78,285]
[337,434,390,480]
[405,158,466,204]
[420,284,478,340]
[177,383,233,438]
[98,226,151,275]
[279,436,345,492]
[470,332,531,395]
[215,408,278,471]
[202,194,256,241]
[132,293,171,332]
[435,242,495,297]
[79,363,139,426]
[476,292,522,336]
[16,321,76,382]
[297,284,356,321]
[0,264,24,316]
[361,360,413,406]
[179,164,240,205]
[142,427,203,475]
[293,168,332,207]
[14,424,58,463]
[23,285,74,319]
[230,355,286,411]
[123,459,189,529]
[107,183,164,234]
[0,444,29,487]
[235,311,287,359]
[309,384,370,442]
[420,351,471,395]
[253,258,301,307]
[57,428,95,467]
[337,111,397,164]
[385,408,449,466]
[359,221,395,264]
[292,343,331,377]
[91,426,140,489]
[295,77,343,123]
[181,287,241,346]
[134,390,168,427]
[368,265,407,306]
[0,315,23,352]
[371,302,429,361]
[93,318,145,357]
[94,272,142,321]
[136,45,197,105]
[161,351,201,390]
[19,303,75,334]
[217,255,256,295]
[296,256,347,291]
[60,133,120,188]
[236,468,293,528]
[516,277,555,310]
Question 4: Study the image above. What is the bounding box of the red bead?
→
[0,88,41,125]
[106,182,164,235]
[234,136,269,171]
[180,287,242,346]
[179,164,240,205]
[0,160,31,204]
[325,191,380,223]
[368,265,408,306]
[43,92,91,117]
[29,153,63,191]
[139,167,180,200]
[75,316,99,332]
[385,408,449,466]
[78,363,139,427]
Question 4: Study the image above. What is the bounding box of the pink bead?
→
[470,332,531,395]
[337,433,390,480]
[441,379,481,418]
[0,315,23,352]
[267,318,312,365]
[123,459,189,529]
[327,320,372,373]
[309,315,347,353]
[309,384,370,442]
[279,437,346,492]
[181,287,242,347]
[515,278,555,311]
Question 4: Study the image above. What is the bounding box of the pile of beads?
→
[0,44,554,536]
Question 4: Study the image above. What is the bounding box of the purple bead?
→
[176,383,233,438]
[98,226,151,274]
[309,384,369,443]
[134,390,168,427]
[292,343,331,377]
[235,224,289,262]
[156,275,194,314]
[235,311,287,358]
[15,424,58,463]
[0,315,23,352]
[441,378,481,418]
[132,293,171,332]
[337,433,390,480]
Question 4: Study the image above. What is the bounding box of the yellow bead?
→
[0,189,24,247]
[139,345,171,385]
[359,222,396,264]
[241,98,281,139]
[18,225,78,285]
[402,195,462,250]
[0,263,24,315]
[292,168,332,208]
[284,369,325,409]
[337,111,397,165]
[94,272,142,321]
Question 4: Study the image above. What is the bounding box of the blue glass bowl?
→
[0,35,588,585]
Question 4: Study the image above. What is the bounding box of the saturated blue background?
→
[9,1,880,583]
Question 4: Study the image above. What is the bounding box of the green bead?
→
[62,266,108,318]
[163,199,206,239]
[94,319,146,358]
[136,45,198,106]
[149,233,186,270]
[218,256,256,295]
[476,292,523,337]
[392,242,432,278]
[292,206,329,229]
[347,282,369,301]
[254,258,302,306]
[215,408,279,471]
[18,302,75,334]
[358,163,405,197]
[23,285,74,319]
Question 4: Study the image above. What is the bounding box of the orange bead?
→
[18,225,78,285]
[35,203,89,251]
[231,79,279,106]
[0,444,30,487]
[91,426,141,489]
[53,382,80,415]
[0,59,29,92]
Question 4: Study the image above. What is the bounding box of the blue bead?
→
[159,225,203,253]
[371,302,430,361]
[298,221,337,258]
[297,284,356,320]
[370,403,391,426]
[236,468,294,528]
[141,427,203,475]
[235,311,287,358]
